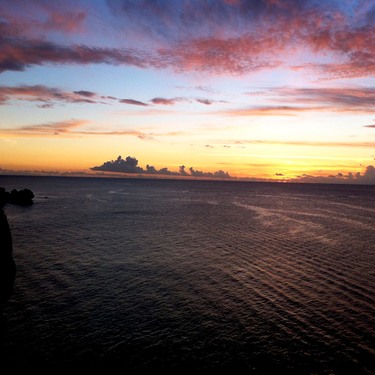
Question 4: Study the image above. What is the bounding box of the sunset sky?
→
[1,0,375,183]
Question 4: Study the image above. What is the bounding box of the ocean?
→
[0,175,374,373]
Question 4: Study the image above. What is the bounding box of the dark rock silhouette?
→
[0,187,34,206]
[0,208,16,306]
[0,187,31,307]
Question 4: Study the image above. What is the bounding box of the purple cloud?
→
[0,38,150,74]
[119,98,149,106]
[0,85,101,105]
[150,97,188,105]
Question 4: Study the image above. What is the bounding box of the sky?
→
[1,0,375,183]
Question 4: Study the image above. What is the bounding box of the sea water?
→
[0,175,374,373]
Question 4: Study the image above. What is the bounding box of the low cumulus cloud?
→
[355,165,375,184]
[294,165,375,185]
[91,155,231,179]
[91,155,143,174]
[189,167,231,179]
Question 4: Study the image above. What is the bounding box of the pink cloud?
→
[0,1,87,36]
[158,35,282,75]
[271,87,375,112]
[151,97,179,105]
[216,106,314,117]
[305,25,375,78]
[43,11,86,33]
[1,119,88,136]
[0,118,187,139]
[151,3,374,77]
[0,1,374,79]
[0,118,147,138]
[217,87,375,118]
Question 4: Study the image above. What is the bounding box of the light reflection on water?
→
[1,176,374,373]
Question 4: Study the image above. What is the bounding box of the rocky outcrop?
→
[0,187,34,206]
[0,187,33,305]
[0,208,16,305]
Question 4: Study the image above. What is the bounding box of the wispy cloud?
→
[231,139,375,148]
[1,1,374,78]
[217,86,375,117]
[216,106,311,117]
[0,85,220,110]
[196,99,214,105]
[0,85,108,106]
[0,38,151,74]
[150,97,187,105]
[0,119,187,140]
[1,119,88,136]
[73,90,97,98]
[273,87,375,112]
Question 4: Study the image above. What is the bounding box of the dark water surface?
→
[0,176,374,373]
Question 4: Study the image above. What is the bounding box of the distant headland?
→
[0,187,34,207]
